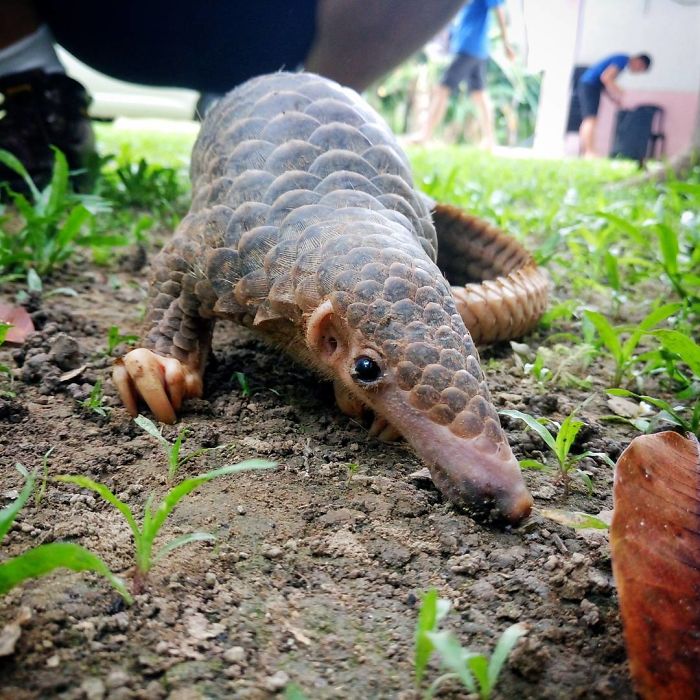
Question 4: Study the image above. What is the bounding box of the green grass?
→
[414,589,525,699]
[57,458,275,593]
[0,465,131,603]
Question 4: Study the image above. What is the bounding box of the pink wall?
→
[595,90,699,158]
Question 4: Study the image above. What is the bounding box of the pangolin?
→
[113,72,548,524]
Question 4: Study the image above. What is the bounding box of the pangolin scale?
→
[114,72,548,524]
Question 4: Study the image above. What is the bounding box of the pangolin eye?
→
[353,356,381,383]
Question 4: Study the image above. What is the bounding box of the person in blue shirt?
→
[577,52,652,158]
[417,0,514,148]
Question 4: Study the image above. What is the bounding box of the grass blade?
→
[583,311,622,363]
[487,623,527,690]
[652,330,700,377]
[0,148,40,201]
[134,414,170,445]
[150,460,275,535]
[153,531,216,563]
[0,467,35,542]
[0,541,132,603]
[425,630,477,692]
[500,409,557,453]
[56,475,140,540]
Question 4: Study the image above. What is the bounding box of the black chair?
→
[610,105,665,164]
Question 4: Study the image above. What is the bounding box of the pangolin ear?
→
[306,299,348,365]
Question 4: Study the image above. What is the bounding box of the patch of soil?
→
[0,262,639,699]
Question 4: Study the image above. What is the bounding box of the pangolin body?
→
[114,72,548,523]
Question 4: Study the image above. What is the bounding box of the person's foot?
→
[0,68,96,193]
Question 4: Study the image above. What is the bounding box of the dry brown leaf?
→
[611,431,700,700]
[0,304,34,345]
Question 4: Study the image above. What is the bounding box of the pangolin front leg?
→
[113,236,216,424]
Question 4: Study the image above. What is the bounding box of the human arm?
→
[601,65,624,104]
[494,6,515,61]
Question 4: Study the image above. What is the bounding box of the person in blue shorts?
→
[417,0,514,148]
[0,0,467,189]
[577,53,652,158]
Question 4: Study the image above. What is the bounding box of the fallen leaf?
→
[539,508,610,530]
[611,431,700,700]
[59,365,87,383]
[0,304,34,345]
[606,395,653,419]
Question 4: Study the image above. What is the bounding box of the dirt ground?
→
[0,244,641,699]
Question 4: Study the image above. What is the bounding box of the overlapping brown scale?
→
[259,112,320,145]
[145,72,546,453]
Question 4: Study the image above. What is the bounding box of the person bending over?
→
[577,52,652,159]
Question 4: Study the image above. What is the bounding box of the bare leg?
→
[471,89,495,150]
[305,0,465,91]
[579,116,597,158]
[417,83,451,141]
[0,0,40,48]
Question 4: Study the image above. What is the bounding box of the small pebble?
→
[80,677,106,700]
[105,668,131,690]
[223,646,246,664]
[261,545,283,560]
[265,670,290,692]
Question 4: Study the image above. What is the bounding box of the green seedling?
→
[0,464,131,603]
[0,147,121,276]
[583,302,681,386]
[345,462,360,484]
[81,380,111,418]
[234,371,251,397]
[105,325,139,356]
[415,589,452,686]
[655,221,700,304]
[606,388,700,437]
[56,459,275,593]
[415,589,525,700]
[500,407,614,493]
[100,156,185,221]
[14,269,77,305]
[135,414,199,480]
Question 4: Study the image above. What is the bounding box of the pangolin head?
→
[306,240,533,525]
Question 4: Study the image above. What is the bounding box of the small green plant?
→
[102,157,184,215]
[57,459,275,593]
[583,303,681,386]
[81,380,111,418]
[500,407,614,493]
[415,589,525,700]
[134,414,221,480]
[345,462,360,484]
[234,371,251,397]
[0,147,121,276]
[14,269,77,305]
[606,388,700,437]
[0,464,131,603]
[104,325,139,356]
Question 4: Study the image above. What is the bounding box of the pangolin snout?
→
[372,386,532,525]
[420,429,533,525]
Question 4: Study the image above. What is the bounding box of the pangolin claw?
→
[112,348,203,424]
